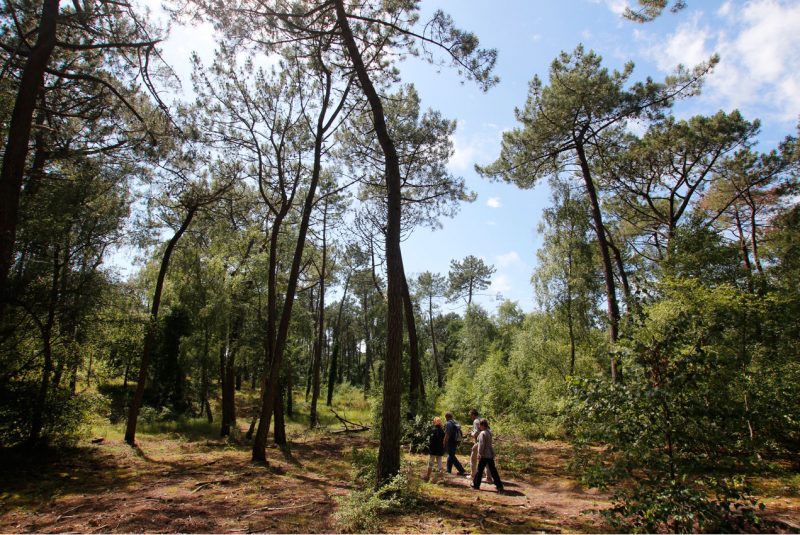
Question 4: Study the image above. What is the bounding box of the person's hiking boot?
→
[496,485,504,493]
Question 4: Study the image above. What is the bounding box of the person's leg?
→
[435,455,444,481]
[473,457,488,488]
[446,449,454,473]
[487,458,503,490]
[470,443,478,476]
[451,448,465,475]
[426,455,434,481]
[485,455,494,483]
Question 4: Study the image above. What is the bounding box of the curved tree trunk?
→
[575,140,621,382]
[125,206,197,445]
[0,0,60,321]
[335,0,405,487]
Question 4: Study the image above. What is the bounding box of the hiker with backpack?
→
[443,411,466,476]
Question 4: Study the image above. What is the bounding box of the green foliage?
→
[440,360,477,419]
[604,476,764,533]
[402,413,434,454]
[567,279,782,532]
[0,383,104,447]
[335,452,419,533]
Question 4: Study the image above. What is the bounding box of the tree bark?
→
[221,304,243,437]
[427,292,443,388]
[327,274,350,406]
[251,62,335,465]
[286,358,293,417]
[402,270,424,417]
[310,200,328,428]
[273,380,287,446]
[362,290,372,398]
[28,245,61,446]
[0,0,60,320]
[335,0,405,487]
[575,139,621,382]
[125,206,197,445]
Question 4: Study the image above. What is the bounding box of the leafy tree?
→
[533,178,601,376]
[624,0,687,22]
[479,45,713,379]
[447,255,495,308]
[568,279,776,532]
[606,111,759,265]
[0,0,167,318]
[415,271,447,387]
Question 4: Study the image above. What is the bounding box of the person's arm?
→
[443,424,449,446]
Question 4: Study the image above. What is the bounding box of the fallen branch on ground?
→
[242,503,310,518]
[329,408,370,433]
[191,479,232,493]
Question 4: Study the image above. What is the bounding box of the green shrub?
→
[402,413,435,454]
[335,464,419,533]
[336,448,419,533]
[567,280,771,532]
[0,382,103,447]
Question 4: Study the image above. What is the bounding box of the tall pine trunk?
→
[402,271,424,417]
[327,274,350,406]
[310,200,328,427]
[0,0,60,320]
[575,139,621,382]
[28,246,61,446]
[335,0,405,487]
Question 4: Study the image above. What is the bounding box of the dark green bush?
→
[0,381,102,447]
[567,280,774,532]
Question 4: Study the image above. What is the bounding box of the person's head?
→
[432,416,442,427]
[469,409,479,419]
[445,411,453,421]
[479,418,490,430]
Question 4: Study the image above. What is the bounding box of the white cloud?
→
[496,251,521,267]
[486,197,502,208]
[591,0,630,15]
[486,220,497,226]
[647,0,800,123]
[490,273,512,294]
[651,12,712,72]
[448,133,477,171]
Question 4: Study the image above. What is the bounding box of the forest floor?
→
[1,399,799,533]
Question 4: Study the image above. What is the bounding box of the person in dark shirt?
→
[425,416,445,482]
[443,411,466,476]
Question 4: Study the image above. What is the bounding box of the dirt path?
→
[396,441,609,534]
[1,432,798,533]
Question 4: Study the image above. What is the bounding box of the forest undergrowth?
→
[1,391,799,534]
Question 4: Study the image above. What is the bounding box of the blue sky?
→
[135,0,800,313]
[394,0,800,313]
